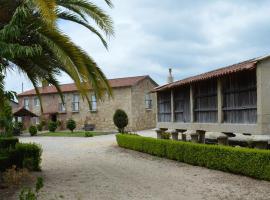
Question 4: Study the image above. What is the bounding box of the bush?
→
[0,137,19,149]
[113,109,128,133]
[0,154,10,171]
[0,143,42,172]
[37,124,42,132]
[161,132,171,139]
[116,134,270,181]
[29,126,37,136]
[13,122,24,135]
[48,121,57,132]
[85,132,94,137]
[10,143,42,171]
[66,119,76,132]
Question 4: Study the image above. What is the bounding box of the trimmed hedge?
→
[12,143,42,171]
[116,134,270,181]
[0,143,42,172]
[0,137,19,149]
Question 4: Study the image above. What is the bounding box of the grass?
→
[37,131,114,137]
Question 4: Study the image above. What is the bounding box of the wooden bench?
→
[84,124,95,131]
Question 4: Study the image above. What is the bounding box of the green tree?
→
[0,100,13,136]
[113,109,128,133]
[66,119,76,132]
[0,0,114,110]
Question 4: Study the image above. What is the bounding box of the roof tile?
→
[18,75,148,96]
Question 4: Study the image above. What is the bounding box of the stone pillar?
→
[196,130,206,144]
[153,128,163,139]
[171,90,174,122]
[257,60,270,134]
[182,133,187,141]
[217,135,228,146]
[217,78,223,123]
[190,85,194,122]
[253,140,268,149]
[176,129,187,141]
[166,129,178,140]
[191,132,199,143]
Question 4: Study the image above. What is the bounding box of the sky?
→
[5,0,270,93]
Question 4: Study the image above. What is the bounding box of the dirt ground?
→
[2,131,270,200]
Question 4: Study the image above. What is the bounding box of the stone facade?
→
[18,76,158,131]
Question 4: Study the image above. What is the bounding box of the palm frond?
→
[57,10,108,48]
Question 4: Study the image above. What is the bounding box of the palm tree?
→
[0,0,114,110]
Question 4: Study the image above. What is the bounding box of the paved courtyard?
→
[6,130,270,200]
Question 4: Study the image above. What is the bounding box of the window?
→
[32,117,39,125]
[145,93,152,109]
[59,95,66,112]
[174,86,190,122]
[33,97,40,107]
[222,71,257,124]
[194,79,218,123]
[24,98,29,109]
[72,94,80,112]
[90,94,97,111]
[157,91,171,122]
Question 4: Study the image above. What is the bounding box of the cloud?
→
[5,0,270,93]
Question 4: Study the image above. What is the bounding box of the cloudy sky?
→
[5,0,270,93]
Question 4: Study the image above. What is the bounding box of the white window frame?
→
[33,117,39,125]
[24,98,29,110]
[89,94,97,112]
[72,94,80,112]
[33,97,40,107]
[145,93,152,110]
[59,95,66,113]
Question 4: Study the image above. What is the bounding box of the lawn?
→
[37,131,115,137]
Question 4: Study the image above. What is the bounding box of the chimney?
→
[167,68,174,83]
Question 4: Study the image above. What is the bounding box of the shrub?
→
[29,126,37,136]
[0,137,19,149]
[66,119,76,132]
[13,122,24,135]
[161,132,171,139]
[85,132,94,137]
[56,120,62,128]
[37,124,42,132]
[10,143,42,171]
[0,154,10,171]
[48,121,57,132]
[116,134,270,181]
[19,177,44,200]
[113,109,128,133]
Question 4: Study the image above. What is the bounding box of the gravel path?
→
[5,131,270,200]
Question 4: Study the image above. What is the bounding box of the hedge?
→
[0,143,42,172]
[116,134,270,181]
[0,137,19,149]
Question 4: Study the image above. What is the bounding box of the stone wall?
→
[130,78,157,131]
[18,77,158,131]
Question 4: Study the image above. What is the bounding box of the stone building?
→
[152,55,270,136]
[18,75,158,131]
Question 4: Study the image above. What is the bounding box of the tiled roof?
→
[18,75,150,97]
[152,55,270,92]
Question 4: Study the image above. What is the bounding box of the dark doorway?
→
[51,114,57,122]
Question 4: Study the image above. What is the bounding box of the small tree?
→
[66,119,76,132]
[0,100,13,136]
[113,109,128,133]
[29,125,37,136]
[48,121,57,132]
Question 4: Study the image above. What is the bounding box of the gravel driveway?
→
[7,131,270,200]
